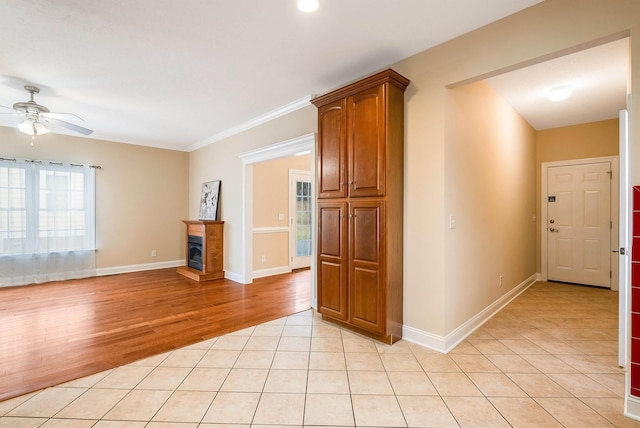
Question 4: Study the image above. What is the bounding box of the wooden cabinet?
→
[348,85,386,198]
[317,99,347,199]
[349,200,385,334]
[317,201,348,321]
[312,69,409,344]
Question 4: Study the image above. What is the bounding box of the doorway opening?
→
[239,133,317,307]
[446,34,629,366]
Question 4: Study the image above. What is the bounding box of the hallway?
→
[1,280,636,427]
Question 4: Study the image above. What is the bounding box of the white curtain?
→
[0,158,96,287]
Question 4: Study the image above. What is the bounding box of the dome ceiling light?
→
[547,86,573,102]
[297,0,319,13]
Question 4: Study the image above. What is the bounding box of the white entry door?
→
[547,161,611,287]
[290,170,312,269]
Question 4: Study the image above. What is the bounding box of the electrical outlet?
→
[499,275,504,288]
[151,250,157,257]
[261,255,266,263]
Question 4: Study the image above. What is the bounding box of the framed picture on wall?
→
[198,180,221,221]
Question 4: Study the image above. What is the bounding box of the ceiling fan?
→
[0,85,93,143]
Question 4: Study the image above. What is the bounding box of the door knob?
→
[549,227,559,232]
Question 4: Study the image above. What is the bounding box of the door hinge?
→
[611,221,613,229]
[610,270,612,278]
[607,170,613,179]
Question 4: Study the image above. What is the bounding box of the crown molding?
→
[238,132,315,165]
[188,95,312,152]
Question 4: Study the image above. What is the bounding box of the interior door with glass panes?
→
[290,170,312,269]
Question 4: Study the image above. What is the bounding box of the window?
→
[0,158,96,286]
[295,180,312,257]
[0,165,26,255]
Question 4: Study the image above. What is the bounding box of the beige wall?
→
[253,233,289,271]
[189,106,316,276]
[187,0,640,339]
[445,81,536,333]
[535,118,620,272]
[389,0,638,337]
[253,154,311,271]
[0,126,189,269]
[537,119,620,163]
[253,155,311,228]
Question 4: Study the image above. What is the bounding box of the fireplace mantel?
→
[177,220,224,281]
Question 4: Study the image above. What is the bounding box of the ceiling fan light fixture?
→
[8,85,93,138]
[547,86,573,102]
[297,0,319,13]
[18,119,50,136]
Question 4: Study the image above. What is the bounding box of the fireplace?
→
[188,235,203,271]
[177,220,225,281]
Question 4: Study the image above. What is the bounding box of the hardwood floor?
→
[0,268,311,402]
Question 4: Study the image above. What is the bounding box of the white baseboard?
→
[96,259,184,276]
[224,270,245,283]
[253,266,292,279]
[626,395,640,422]
[402,325,448,352]
[97,261,247,285]
[402,273,539,353]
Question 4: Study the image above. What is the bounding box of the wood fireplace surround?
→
[176,220,224,281]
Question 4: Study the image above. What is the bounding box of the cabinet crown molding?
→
[311,68,410,107]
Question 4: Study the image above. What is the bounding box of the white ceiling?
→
[486,37,629,130]
[2,1,626,152]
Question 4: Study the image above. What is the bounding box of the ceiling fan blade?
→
[0,116,24,125]
[44,117,93,135]
[42,111,85,121]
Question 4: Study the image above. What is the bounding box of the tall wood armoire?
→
[311,69,409,344]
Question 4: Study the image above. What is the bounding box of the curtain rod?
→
[0,157,102,169]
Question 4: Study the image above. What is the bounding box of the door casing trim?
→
[237,132,317,307]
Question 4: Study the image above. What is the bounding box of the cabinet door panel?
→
[351,266,381,332]
[319,261,345,319]
[317,100,347,199]
[351,205,380,263]
[317,202,348,320]
[348,86,385,198]
[349,201,385,333]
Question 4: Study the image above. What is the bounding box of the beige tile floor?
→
[1,281,640,427]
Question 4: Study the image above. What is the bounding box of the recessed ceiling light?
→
[297,0,319,13]
[547,86,573,102]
